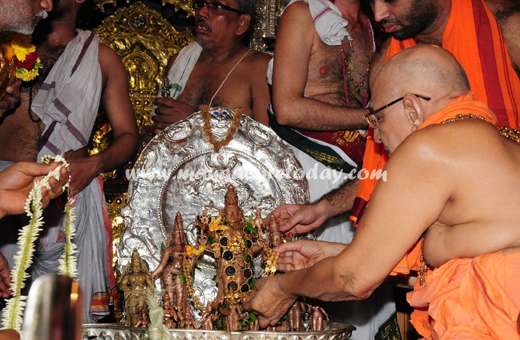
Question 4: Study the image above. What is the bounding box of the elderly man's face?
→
[370,87,415,156]
[0,0,52,34]
[193,0,247,49]
[369,0,440,40]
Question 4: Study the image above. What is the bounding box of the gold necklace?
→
[442,114,520,143]
[200,105,243,152]
[498,126,520,143]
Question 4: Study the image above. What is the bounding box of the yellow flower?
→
[0,32,41,82]
[209,216,228,232]
[186,245,205,257]
[16,57,42,81]
[193,245,206,256]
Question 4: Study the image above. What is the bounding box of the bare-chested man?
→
[268,0,396,337]
[142,0,270,143]
[270,0,374,237]
[244,45,520,339]
[0,0,138,322]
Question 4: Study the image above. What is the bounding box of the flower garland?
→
[1,155,76,332]
[0,32,42,82]
[200,106,243,153]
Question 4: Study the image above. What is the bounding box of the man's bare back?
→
[421,121,520,267]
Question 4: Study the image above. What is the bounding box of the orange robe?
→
[407,252,520,340]
[351,0,520,275]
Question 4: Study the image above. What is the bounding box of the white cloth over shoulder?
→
[289,0,351,46]
[164,41,203,100]
[151,41,203,116]
[267,0,351,84]
[33,29,102,158]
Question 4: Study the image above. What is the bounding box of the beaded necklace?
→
[340,15,375,108]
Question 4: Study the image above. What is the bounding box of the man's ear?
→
[236,14,251,36]
[403,93,423,131]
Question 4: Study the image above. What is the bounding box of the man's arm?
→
[248,52,271,126]
[244,132,452,327]
[66,45,138,196]
[272,2,367,131]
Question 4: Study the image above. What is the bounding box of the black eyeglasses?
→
[365,94,431,129]
[192,0,246,15]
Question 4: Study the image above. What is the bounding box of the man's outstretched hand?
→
[270,202,330,238]
[275,239,346,272]
[242,275,297,329]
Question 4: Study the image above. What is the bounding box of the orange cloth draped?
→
[407,252,520,340]
[351,0,520,273]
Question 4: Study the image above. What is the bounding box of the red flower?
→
[15,52,39,70]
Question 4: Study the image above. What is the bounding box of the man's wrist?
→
[314,199,335,221]
[276,271,298,299]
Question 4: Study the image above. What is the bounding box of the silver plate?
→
[118,108,309,313]
[82,323,355,340]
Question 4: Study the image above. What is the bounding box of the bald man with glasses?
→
[244,44,520,340]
[142,0,271,143]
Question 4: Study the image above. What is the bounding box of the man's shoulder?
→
[398,119,501,162]
[246,50,271,67]
[279,1,312,24]
[98,42,118,58]
[98,43,125,69]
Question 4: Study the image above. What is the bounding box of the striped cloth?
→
[30,30,116,322]
[33,30,102,156]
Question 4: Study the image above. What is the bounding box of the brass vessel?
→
[0,44,16,99]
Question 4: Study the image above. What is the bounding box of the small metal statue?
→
[192,184,269,330]
[119,249,154,327]
[151,212,189,322]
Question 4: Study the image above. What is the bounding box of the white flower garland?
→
[1,155,77,331]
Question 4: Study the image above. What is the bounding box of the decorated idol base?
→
[82,322,355,339]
